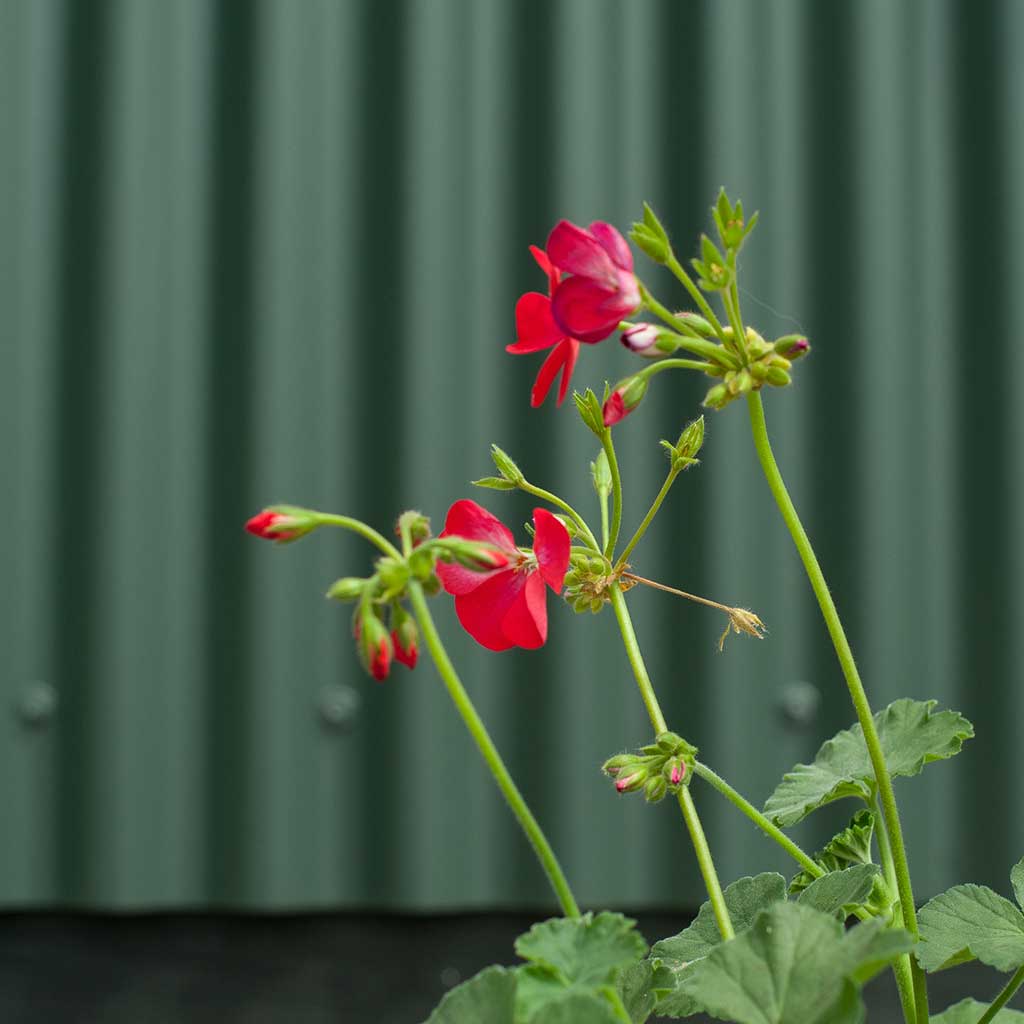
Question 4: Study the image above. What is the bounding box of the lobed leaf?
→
[675,902,912,1024]
[930,998,1024,1022]
[764,699,974,827]
[797,864,882,919]
[615,959,674,1024]
[917,883,1024,973]
[422,965,517,1024]
[525,992,623,1024]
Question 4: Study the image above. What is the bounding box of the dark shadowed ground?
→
[0,912,1012,1022]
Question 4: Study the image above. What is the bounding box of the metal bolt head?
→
[17,682,57,727]
[317,684,360,731]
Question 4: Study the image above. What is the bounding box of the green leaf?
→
[513,913,647,1023]
[790,811,876,895]
[917,883,1024,972]
[615,959,674,1023]
[525,992,622,1024]
[1011,857,1024,909]
[652,873,786,1017]
[797,864,882,919]
[676,902,911,1024]
[422,966,516,1024]
[931,998,1024,1023]
[764,699,974,826]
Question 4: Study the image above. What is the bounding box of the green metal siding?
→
[1,0,1021,909]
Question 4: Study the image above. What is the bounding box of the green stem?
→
[607,583,734,941]
[317,514,402,559]
[600,487,610,551]
[874,796,900,904]
[519,482,601,552]
[693,762,822,878]
[615,466,681,570]
[639,291,739,370]
[721,282,750,365]
[635,357,717,378]
[678,787,734,940]
[746,391,928,1024]
[600,430,623,560]
[664,255,730,343]
[977,964,1024,1024]
[407,581,580,918]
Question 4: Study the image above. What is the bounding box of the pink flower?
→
[436,499,570,651]
[506,246,582,407]
[547,220,641,343]
[245,510,298,541]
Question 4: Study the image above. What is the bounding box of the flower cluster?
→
[602,731,697,804]
[508,221,640,407]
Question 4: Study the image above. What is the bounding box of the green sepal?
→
[590,449,612,498]
[764,699,974,827]
[325,576,367,602]
[490,444,525,485]
[573,388,605,436]
[473,476,517,491]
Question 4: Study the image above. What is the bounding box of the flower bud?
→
[773,334,810,359]
[644,776,668,803]
[702,383,730,410]
[573,388,606,436]
[396,510,431,545]
[668,416,704,470]
[602,753,635,777]
[408,546,437,581]
[664,757,687,786]
[490,444,525,486]
[436,538,510,571]
[620,323,661,354]
[354,607,392,682]
[765,366,792,387]
[245,506,318,543]
[629,203,671,264]
[603,376,648,427]
[615,770,646,794]
[390,605,419,670]
[675,311,715,338]
[326,577,367,602]
[376,556,410,598]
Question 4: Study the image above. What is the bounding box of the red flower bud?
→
[390,607,419,670]
[620,323,660,353]
[245,510,299,541]
[602,376,648,426]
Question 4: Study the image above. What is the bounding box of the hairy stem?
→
[615,468,681,569]
[746,390,927,1024]
[600,429,623,560]
[519,481,601,552]
[607,583,733,940]
[977,964,1024,1024]
[318,513,402,559]
[693,762,822,878]
[407,581,580,918]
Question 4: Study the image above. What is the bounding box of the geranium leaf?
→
[1011,857,1024,910]
[651,873,786,1017]
[917,883,1024,972]
[676,902,911,1024]
[422,965,517,1024]
[513,913,647,1023]
[797,864,882,919]
[764,699,973,826]
[514,912,647,987]
[525,992,622,1024]
[931,998,1024,1022]
[615,959,674,1023]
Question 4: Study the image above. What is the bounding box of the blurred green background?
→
[2,0,1022,919]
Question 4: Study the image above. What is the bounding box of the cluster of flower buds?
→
[702,327,810,411]
[562,556,631,615]
[602,731,698,804]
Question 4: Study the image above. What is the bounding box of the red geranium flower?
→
[245,509,299,541]
[547,220,641,343]
[506,246,582,407]
[436,499,570,651]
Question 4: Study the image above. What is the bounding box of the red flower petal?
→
[391,629,418,670]
[498,570,547,649]
[546,220,617,287]
[550,276,623,342]
[602,392,627,425]
[453,569,526,651]
[555,339,579,405]
[437,500,518,596]
[532,508,570,591]
[588,221,633,272]
[508,292,564,354]
[441,499,516,549]
[530,340,570,407]
[529,244,561,294]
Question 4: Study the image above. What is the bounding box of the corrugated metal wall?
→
[2,0,1022,910]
